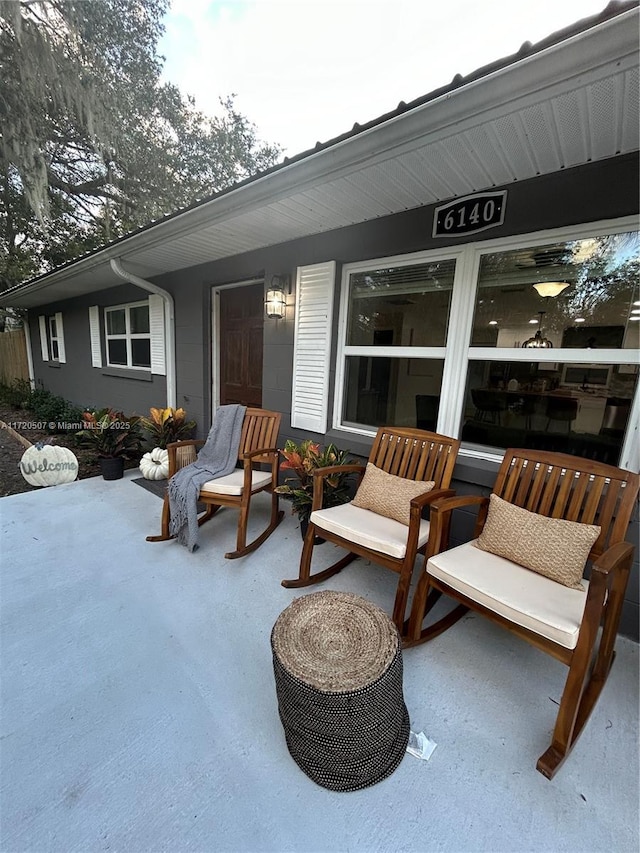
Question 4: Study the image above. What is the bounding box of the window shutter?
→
[291,261,336,433]
[89,306,102,367]
[149,294,166,375]
[38,315,49,361]
[55,312,66,363]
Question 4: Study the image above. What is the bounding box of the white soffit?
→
[3,6,638,307]
[113,13,640,274]
[133,67,638,272]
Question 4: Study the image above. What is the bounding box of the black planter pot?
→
[300,517,326,545]
[100,456,125,481]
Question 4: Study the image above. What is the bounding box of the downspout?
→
[109,258,176,409]
[23,313,36,389]
[22,311,36,390]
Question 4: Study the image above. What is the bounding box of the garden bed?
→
[0,404,138,497]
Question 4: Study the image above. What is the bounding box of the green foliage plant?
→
[0,379,83,430]
[274,439,353,525]
[76,408,143,459]
[29,388,84,430]
[0,378,32,408]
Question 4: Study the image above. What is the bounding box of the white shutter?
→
[55,312,66,363]
[38,315,49,361]
[89,306,102,367]
[149,294,166,375]
[291,261,336,433]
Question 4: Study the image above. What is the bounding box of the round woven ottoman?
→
[271,590,410,791]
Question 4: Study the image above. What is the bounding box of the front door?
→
[219,283,264,407]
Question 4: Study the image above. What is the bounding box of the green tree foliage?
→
[0,0,282,289]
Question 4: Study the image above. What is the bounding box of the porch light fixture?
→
[532,281,570,298]
[265,274,289,319]
[522,311,553,348]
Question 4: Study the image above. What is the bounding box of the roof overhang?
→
[2,4,638,309]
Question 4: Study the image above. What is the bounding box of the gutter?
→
[109,259,176,409]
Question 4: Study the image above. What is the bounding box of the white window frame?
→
[333,215,639,471]
[104,300,151,371]
[38,312,66,363]
[48,316,60,361]
[334,246,466,438]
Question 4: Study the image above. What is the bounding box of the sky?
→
[159,0,611,159]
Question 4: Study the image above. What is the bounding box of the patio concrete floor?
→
[1,470,638,853]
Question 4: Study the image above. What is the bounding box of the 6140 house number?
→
[432,190,507,238]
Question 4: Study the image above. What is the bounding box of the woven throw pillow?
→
[475,494,601,589]
[351,463,435,526]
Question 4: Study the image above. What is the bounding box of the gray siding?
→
[28,283,166,417]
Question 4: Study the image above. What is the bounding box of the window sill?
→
[328,426,503,488]
[454,450,502,488]
[47,361,61,369]
[101,367,153,381]
[325,428,373,461]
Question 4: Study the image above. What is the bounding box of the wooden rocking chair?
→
[146,408,284,558]
[281,427,460,630]
[405,448,639,779]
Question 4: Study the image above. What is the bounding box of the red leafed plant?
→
[275,438,353,522]
[76,408,143,459]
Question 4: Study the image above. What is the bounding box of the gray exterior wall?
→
[26,152,640,639]
[28,282,167,417]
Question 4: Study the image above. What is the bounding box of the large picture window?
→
[346,261,455,347]
[338,256,456,432]
[335,220,639,469]
[105,302,151,369]
[471,233,639,350]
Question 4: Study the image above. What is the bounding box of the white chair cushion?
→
[427,541,589,649]
[310,502,431,560]
[200,469,272,496]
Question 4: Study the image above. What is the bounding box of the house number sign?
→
[432,190,507,238]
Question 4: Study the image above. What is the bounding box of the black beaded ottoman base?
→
[271,590,410,792]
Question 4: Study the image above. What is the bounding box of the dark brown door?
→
[219,283,263,407]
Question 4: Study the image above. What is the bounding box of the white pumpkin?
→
[20,443,79,487]
[139,447,170,480]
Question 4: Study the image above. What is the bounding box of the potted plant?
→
[275,439,353,538]
[138,407,196,480]
[76,408,143,480]
[139,406,196,449]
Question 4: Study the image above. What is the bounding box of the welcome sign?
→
[20,443,79,487]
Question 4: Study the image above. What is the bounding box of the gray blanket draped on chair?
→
[168,404,246,552]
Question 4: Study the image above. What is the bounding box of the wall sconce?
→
[265,274,289,319]
[532,281,570,298]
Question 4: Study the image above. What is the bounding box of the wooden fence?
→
[0,329,29,385]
